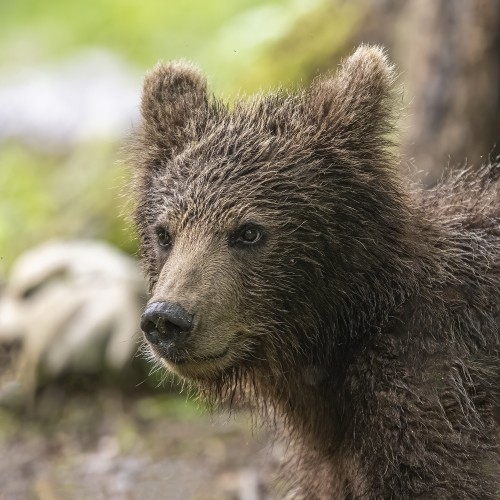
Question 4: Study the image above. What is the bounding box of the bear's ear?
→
[140,60,208,157]
[308,45,395,150]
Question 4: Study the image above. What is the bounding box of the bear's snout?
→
[141,301,194,346]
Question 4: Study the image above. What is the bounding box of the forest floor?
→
[0,386,283,500]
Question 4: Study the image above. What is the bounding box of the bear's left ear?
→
[308,45,396,151]
[140,60,208,158]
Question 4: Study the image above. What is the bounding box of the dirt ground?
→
[0,385,284,500]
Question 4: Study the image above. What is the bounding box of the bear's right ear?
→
[140,60,208,157]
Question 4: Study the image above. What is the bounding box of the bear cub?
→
[130,46,500,499]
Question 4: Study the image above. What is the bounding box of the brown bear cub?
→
[130,46,500,498]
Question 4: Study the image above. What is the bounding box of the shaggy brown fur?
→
[129,46,500,499]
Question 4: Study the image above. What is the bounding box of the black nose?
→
[141,301,194,345]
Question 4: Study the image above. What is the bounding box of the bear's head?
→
[130,46,410,385]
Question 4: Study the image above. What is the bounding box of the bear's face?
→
[137,130,328,379]
[132,47,398,380]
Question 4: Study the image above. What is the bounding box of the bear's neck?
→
[257,329,367,455]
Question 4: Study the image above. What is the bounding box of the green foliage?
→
[135,394,201,421]
[0,142,136,274]
[0,0,355,94]
[0,144,58,273]
[0,0,293,70]
[242,2,364,92]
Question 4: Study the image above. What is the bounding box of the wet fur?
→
[129,46,500,498]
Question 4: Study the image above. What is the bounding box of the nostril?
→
[141,301,194,344]
[140,317,160,344]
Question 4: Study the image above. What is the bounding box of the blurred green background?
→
[1,1,499,498]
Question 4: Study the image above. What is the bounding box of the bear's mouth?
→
[153,344,230,366]
[170,347,230,365]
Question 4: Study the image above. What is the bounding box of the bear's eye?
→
[156,228,172,248]
[232,224,263,246]
[242,227,260,243]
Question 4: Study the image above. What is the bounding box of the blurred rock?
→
[0,240,147,399]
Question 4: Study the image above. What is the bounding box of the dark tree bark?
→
[393,0,500,185]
